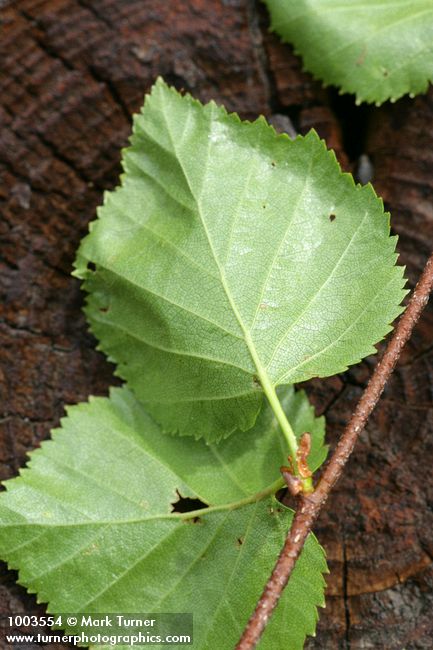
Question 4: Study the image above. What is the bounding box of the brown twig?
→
[236,250,433,650]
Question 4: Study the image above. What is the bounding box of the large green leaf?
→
[264,0,433,105]
[74,79,406,439]
[0,386,327,650]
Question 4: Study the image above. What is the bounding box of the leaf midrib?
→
[158,95,276,404]
[2,478,284,529]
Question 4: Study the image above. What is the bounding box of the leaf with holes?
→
[264,0,433,105]
[74,79,406,440]
[0,386,327,649]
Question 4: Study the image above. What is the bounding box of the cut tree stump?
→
[1,1,432,648]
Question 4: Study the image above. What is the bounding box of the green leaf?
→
[74,79,406,439]
[0,387,327,650]
[264,0,433,105]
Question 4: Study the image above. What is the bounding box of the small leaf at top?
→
[0,386,327,650]
[74,78,406,440]
[264,0,433,105]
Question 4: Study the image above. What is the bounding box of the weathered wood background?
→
[1,1,433,648]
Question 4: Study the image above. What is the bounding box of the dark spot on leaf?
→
[383,69,388,77]
[171,490,207,523]
[271,161,276,167]
[355,46,367,66]
[262,204,266,209]
[252,375,261,388]
[99,306,109,313]
[87,262,96,272]
[329,213,336,222]
[236,537,244,547]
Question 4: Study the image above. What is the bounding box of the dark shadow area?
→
[329,88,371,162]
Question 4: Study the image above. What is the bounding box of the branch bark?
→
[236,249,433,650]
